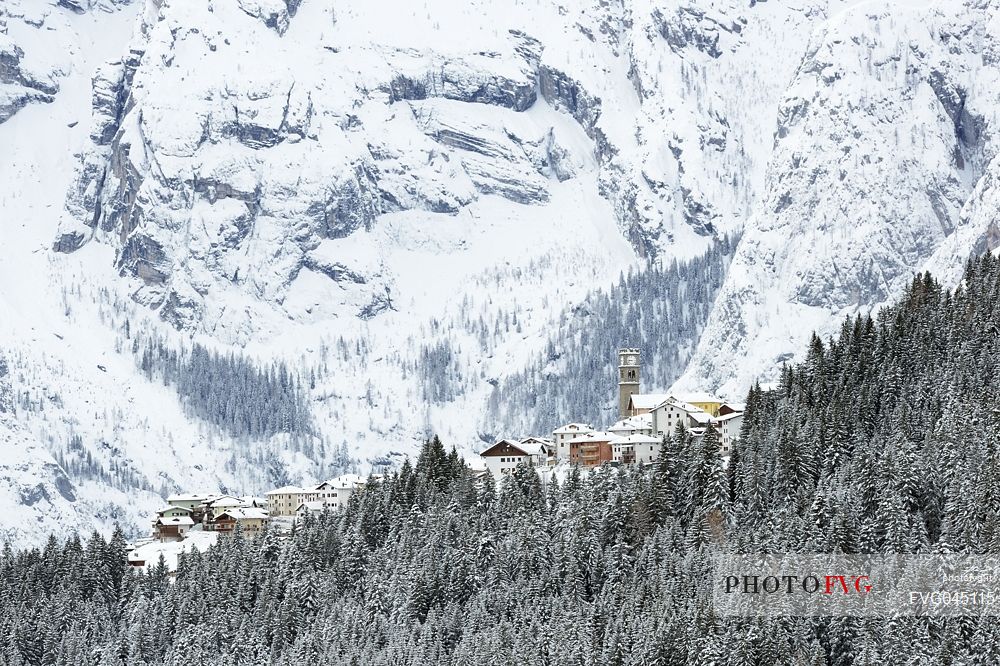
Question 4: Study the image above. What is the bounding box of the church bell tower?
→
[618,348,640,418]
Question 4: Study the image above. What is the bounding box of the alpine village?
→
[129,348,742,572]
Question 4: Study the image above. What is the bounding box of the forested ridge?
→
[5,255,1000,664]
[136,338,312,440]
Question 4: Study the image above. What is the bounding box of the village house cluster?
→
[480,348,745,479]
[152,493,269,541]
[264,474,366,518]
[128,475,367,569]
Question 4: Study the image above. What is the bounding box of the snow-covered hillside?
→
[0,0,997,544]
[679,0,1000,395]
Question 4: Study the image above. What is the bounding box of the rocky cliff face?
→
[0,4,61,123]
[678,0,1000,395]
[50,0,835,338]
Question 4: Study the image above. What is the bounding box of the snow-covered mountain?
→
[679,0,1000,395]
[0,0,997,544]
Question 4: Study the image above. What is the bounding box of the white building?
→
[650,397,708,436]
[239,495,269,509]
[717,411,744,456]
[608,414,653,438]
[552,423,593,460]
[265,486,316,517]
[313,474,366,511]
[480,439,547,479]
[520,436,555,457]
[626,394,672,416]
[165,493,210,511]
[267,475,368,517]
[154,515,194,542]
[610,434,662,465]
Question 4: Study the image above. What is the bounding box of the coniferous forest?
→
[489,236,736,435]
[136,338,312,439]
[5,254,1000,665]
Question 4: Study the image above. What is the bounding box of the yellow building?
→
[676,392,724,417]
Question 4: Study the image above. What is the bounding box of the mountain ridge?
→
[0,0,997,544]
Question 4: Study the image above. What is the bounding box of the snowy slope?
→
[0,0,997,544]
[678,0,1000,396]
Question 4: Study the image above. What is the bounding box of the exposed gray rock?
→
[52,470,77,503]
[507,29,542,68]
[303,254,367,284]
[538,65,601,135]
[358,287,394,320]
[19,483,52,506]
[383,52,537,112]
[461,157,549,205]
[52,229,90,253]
[159,286,204,330]
[118,232,170,285]
[306,162,381,239]
[56,0,87,14]
[224,84,313,149]
[927,70,985,171]
[0,39,58,123]
[420,110,551,205]
[90,61,127,146]
[0,355,12,414]
[235,0,301,36]
[0,87,51,123]
[539,129,575,182]
[653,5,742,59]
[191,177,260,205]
[679,186,717,237]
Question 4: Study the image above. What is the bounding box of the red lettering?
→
[824,575,849,594]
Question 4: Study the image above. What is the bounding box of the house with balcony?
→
[610,434,661,465]
[567,431,614,468]
[480,439,549,479]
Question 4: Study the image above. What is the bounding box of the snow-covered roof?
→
[608,415,653,432]
[481,439,533,458]
[128,531,218,572]
[676,391,723,404]
[266,485,307,495]
[515,442,547,457]
[566,431,613,444]
[651,396,704,414]
[552,423,593,434]
[156,505,191,514]
[520,436,553,445]
[717,412,744,422]
[629,394,671,410]
[688,411,714,425]
[296,500,329,513]
[722,402,746,412]
[216,508,268,521]
[207,496,244,507]
[166,493,210,502]
[240,495,268,506]
[157,516,195,526]
[609,434,661,446]
[324,473,365,489]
